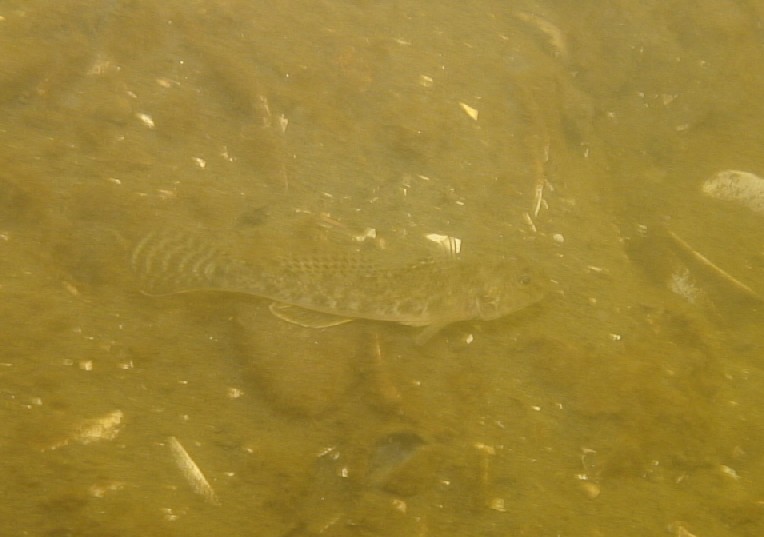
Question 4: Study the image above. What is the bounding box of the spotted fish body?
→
[131,230,544,340]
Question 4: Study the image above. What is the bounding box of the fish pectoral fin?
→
[268,302,354,329]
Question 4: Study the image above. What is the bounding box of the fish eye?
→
[518,273,532,286]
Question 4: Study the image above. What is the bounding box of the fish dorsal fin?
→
[268,302,354,329]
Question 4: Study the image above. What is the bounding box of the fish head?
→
[473,258,545,320]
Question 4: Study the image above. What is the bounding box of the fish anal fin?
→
[268,302,354,329]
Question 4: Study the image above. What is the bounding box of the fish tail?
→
[130,230,230,295]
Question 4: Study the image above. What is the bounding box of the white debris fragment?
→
[87,55,117,76]
[192,157,206,169]
[220,146,234,161]
[579,481,601,499]
[419,74,433,87]
[227,387,244,398]
[424,233,461,255]
[522,212,537,233]
[352,228,377,242]
[459,102,479,121]
[489,497,506,512]
[76,410,123,443]
[168,436,220,505]
[161,507,179,522]
[669,268,703,304]
[719,464,740,480]
[135,113,155,129]
[277,114,289,133]
[156,77,175,88]
[702,169,764,215]
[89,481,126,498]
[533,181,545,217]
[63,281,80,296]
[47,410,124,450]
[473,442,496,455]
[668,521,699,537]
[157,189,176,200]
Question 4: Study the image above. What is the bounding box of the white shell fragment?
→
[168,436,220,505]
[419,74,433,87]
[702,169,764,215]
[459,102,479,121]
[424,233,462,255]
[135,112,155,129]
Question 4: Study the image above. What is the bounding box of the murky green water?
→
[2,1,764,535]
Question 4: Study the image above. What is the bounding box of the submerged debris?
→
[46,409,123,450]
[666,229,761,302]
[702,169,764,215]
[668,267,705,305]
[168,436,220,505]
[459,102,479,121]
[424,233,461,255]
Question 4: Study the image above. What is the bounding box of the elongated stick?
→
[666,229,761,301]
[168,436,220,505]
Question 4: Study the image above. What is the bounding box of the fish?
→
[130,229,545,343]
